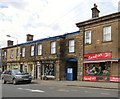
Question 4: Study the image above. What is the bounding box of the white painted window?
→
[10,50,14,59]
[85,31,91,44]
[38,44,42,55]
[51,42,56,54]
[31,46,34,56]
[4,51,6,59]
[103,26,111,41]
[69,40,75,53]
[22,48,25,57]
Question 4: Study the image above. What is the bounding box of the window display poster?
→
[110,77,120,82]
[84,76,96,81]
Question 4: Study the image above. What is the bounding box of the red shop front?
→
[83,52,120,82]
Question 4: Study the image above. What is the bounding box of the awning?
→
[67,58,77,62]
[84,58,119,63]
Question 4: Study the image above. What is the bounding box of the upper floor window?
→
[51,42,56,54]
[38,44,42,55]
[103,26,111,41]
[85,30,91,44]
[4,51,7,59]
[31,46,34,56]
[10,50,14,59]
[69,40,75,53]
[16,48,19,58]
[22,48,25,57]
[2,51,6,59]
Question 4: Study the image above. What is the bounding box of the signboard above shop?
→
[84,52,112,60]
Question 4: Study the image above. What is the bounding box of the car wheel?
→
[13,79,17,85]
[2,78,6,84]
[27,80,31,84]
[28,80,31,83]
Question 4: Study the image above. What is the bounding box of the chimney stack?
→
[26,34,34,42]
[7,40,13,47]
[91,3,100,18]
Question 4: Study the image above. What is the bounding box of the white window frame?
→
[85,30,91,44]
[10,50,14,59]
[22,48,25,57]
[51,42,56,54]
[103,26,111,41]
[4,51,6,59]
[31,46,34,56]
[69,40,75,53]
[38,44,42,55]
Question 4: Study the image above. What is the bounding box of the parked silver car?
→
[1,69,32,84]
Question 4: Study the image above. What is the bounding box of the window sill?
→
[84,43,91,46]
[51,53,56,55]
[102,40,113,43]
[69,52,75,53]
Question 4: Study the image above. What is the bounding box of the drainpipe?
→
[34,42,37,79]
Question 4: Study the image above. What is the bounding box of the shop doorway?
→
[37,66,41,79]
[66,58,78,81]
[20,64,23,71]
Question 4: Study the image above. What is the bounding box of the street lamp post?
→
[6,35,18,69]
[0,45,2,72]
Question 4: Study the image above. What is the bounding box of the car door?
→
[7,70,13,82]
[2,70,8,81]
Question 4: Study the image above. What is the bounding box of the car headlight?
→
[29,76,32,78]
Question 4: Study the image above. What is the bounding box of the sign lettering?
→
[84,52,112,60]
[84,76,96,81]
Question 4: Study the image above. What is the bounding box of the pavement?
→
[33,79,119,90]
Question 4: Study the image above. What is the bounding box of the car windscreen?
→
[12,70,27,75]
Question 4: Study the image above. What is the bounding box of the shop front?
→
[41,60,55,80]
[83,52,120,82]
[7,63,19,70]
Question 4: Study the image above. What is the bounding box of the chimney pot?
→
[26,34,34,42]
[7,40,13,47]
[91,3,100,18]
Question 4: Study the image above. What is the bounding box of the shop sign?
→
[110,77,120,82]
[10,66,18,69]
[83,76,96,81]
[42,60,54,64]
[84,52,112,60]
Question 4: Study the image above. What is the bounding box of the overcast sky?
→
[0,0,119,48]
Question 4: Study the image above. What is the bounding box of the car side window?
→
[3,70,11,74]
[6,71,9,74]
[3,71,8,74]
[8,70,12,75]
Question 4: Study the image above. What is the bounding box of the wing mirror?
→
[8,72,12,75]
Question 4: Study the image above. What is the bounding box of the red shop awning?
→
[84,58,119,63]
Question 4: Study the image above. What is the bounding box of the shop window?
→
[44,64,54,76]
[85,30,91,44]
[24,67,27,73]
[85,62,110,76]
[103,26,111,42]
